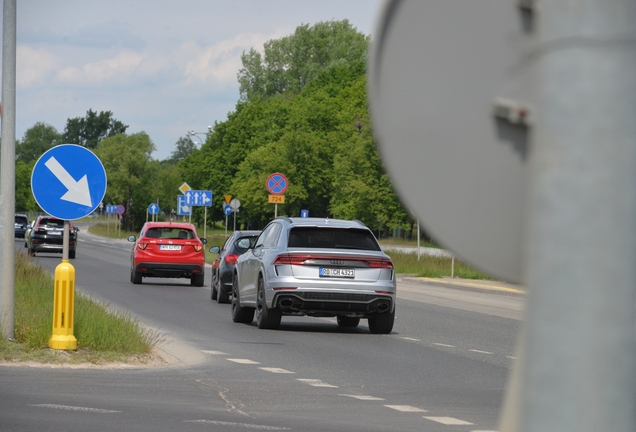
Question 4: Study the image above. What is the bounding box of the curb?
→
[403,276,525,298]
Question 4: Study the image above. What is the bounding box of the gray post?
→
[0,0,16,341]
[62,221,69,261]
[500,0,636,430]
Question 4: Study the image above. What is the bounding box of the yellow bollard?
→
[49,260,77,350]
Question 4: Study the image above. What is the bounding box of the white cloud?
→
[16,45,57,88]
[178,29,288,86]
[55,50,152,86]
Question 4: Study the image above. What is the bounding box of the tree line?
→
[13,20,419,238]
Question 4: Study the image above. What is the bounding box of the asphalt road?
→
[2,226,523,432]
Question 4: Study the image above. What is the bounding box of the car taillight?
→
[369,259,394,269]
[225,253,239,265]
[272,254,311,265]
[213,259,219,269]
[194,244,203,252]
[138,243,148,250]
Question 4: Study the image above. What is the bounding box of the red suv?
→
[128,222,207,286]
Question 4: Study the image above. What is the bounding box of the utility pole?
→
[0,0,17,341]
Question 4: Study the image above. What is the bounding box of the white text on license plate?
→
[319,268,354,278]
[160,245,182,251]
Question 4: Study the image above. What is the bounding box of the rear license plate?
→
[160,245,182,251]
[49,231,62,235]
[319,268,355,278]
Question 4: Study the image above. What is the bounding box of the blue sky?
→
[4,0,384,160]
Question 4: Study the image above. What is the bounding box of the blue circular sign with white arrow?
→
[31,144,107,220]
[148,203,160,215]
[223,204,233,216]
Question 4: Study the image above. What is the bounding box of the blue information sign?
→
[148,203,160,215]
[223,204,233,216]
[184,190,212,207]
[31,144,107,220]
[177,195,191,216]
[300,209,309,218]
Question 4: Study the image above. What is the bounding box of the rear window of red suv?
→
[145,228,196,240]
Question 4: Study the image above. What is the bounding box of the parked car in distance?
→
[14,214,29,239]
[209,230,260,304]
[25,216,79,259]
[231,217,396,333]
[128,222,207,286]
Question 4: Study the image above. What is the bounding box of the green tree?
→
[63,109,128,149]
[15,160,38,212]
[94,133,156,231]
[164,136,198,165]
[238,20,369,100]
[16,122,61,163]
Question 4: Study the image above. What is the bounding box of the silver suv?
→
[231,217,396,333]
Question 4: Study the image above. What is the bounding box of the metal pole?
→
[204,206,207,240]
[225,214,228,237]
[500,1,636,430]
[62,221,69,261]
[233,210,236,232]
[0,0,17,341]
[417,220,420,261]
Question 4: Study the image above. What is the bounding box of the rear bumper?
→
[272,291,394,317]
[135,262,204,279]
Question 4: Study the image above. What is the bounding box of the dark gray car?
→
[209,230,260,303]
[231,217,396,333]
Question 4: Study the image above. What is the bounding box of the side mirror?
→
[200,238,208,244]
[127,235,136,242]
[209,246,220,253]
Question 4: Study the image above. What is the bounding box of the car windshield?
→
[41,219,64,228]
[145,227,196,240]
[287,227,380,251]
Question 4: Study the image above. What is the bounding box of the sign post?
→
[266,173,288,218]
[31,144,107,351]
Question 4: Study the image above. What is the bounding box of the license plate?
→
[49,231,62,235]
[319,268,355,278]
[160,245,182,251]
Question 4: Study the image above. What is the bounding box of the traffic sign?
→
[148,203,160,215]
[106,205,116,214]
[116,205,125,215]
[368,2,529,282]
[224,194,232,204]
[178,182,191,194]
[31,144,107,220]
[300,209,309,218]
[223,204,233,216]
[268,195,285,204]
[177,195,191,216]
[184,190,212,207]
[266,173,288,195]
[230,198,241,210]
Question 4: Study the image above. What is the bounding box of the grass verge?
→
[386,251,493,280]
[0,252,162,365]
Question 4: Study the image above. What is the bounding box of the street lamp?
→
[187,125,212,146]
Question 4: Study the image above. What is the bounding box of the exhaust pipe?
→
[377,303,390,313]
[279,298,294,308]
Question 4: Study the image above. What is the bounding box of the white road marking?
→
[30,404,120,413]
[227,358,260,364]
[339,394,385,401]
[401,337,420,341]
[424,416,474,425]
[185,420,290,430]
[471,430,499,432]
[259,367,295,374]
[384,405,427,412]
[507,356,517,360]
[432,343,455,348]
[202,350,228,355]
[468,349,493,355]
[297,379,338,388]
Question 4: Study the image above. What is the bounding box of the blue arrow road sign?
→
[185,190,212,207]
[223,204,233,216]
[177,195,191,216]
[31,144,107,220]
[148,204,160,215]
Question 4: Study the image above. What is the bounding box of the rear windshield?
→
[15,216,28,224]
[40,218,64,228]
[145,228,196,240]
[287,227,380,251]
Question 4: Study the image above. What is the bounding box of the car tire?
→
[217,284,230,304]
[336,315,360,328]
[211,279,218,300]
[256,278,281,330]
[231,276,254,324]
[28,248,35,257]
[69,250,76,259]
[131,269,142,285]
[368,310,395,334]
[191,274,204,287]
